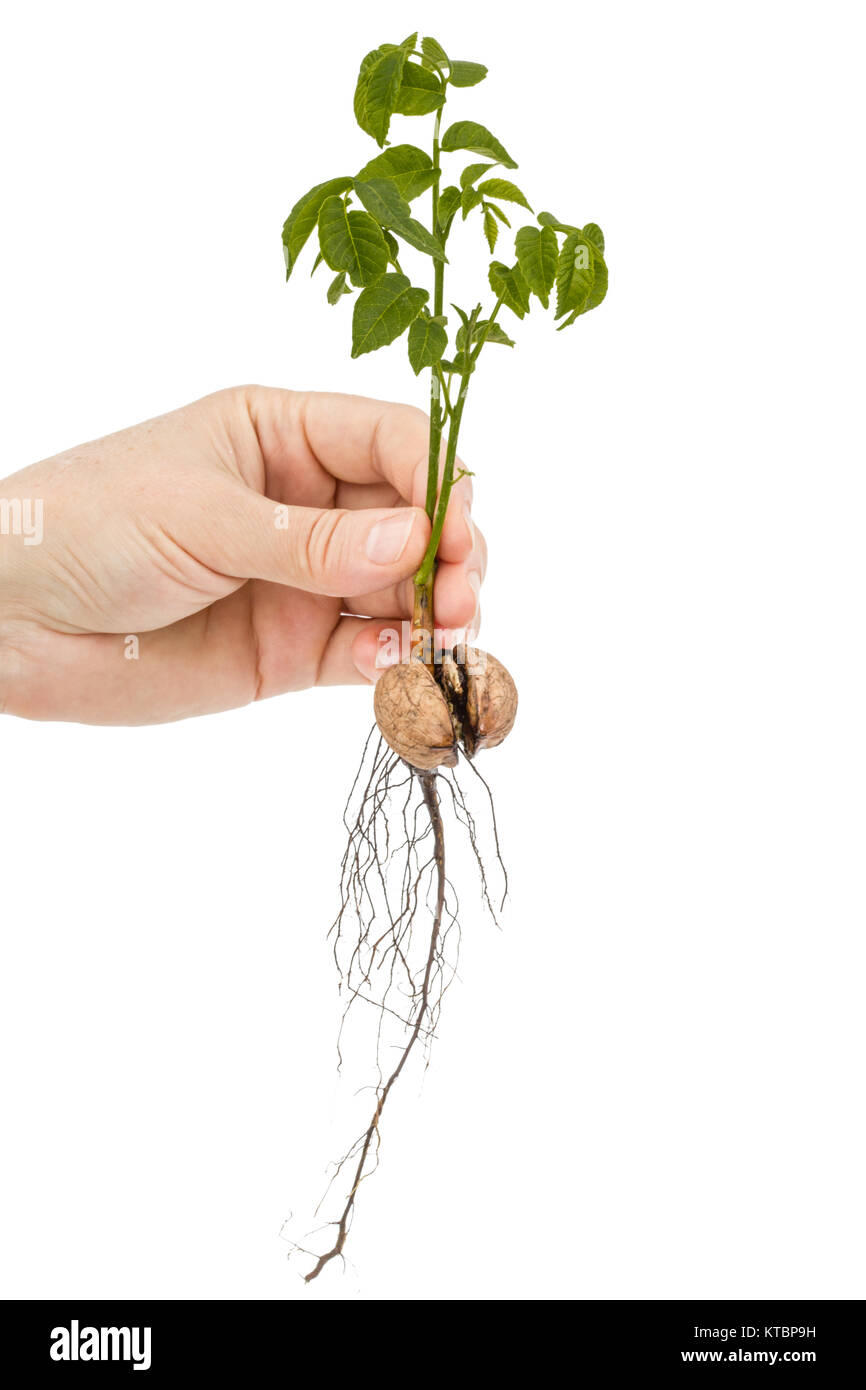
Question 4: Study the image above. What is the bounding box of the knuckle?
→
[303,508,348,589]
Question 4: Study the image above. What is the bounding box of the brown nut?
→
[463,648,518,755]
[374,662,458,770]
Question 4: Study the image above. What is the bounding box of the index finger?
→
[246,386,474,563]
[248,387,428,497]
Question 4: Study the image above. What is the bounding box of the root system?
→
[294,729,507,1282]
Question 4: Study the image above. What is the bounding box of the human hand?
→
[0,386,485,723]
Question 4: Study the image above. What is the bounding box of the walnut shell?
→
[374,662,458,770]
[463,649,518,754]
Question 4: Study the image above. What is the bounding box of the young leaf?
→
[438,186,461,236]
[282,177,354,278]
[476,178,533,211]
[448,351,475,376]
[449,61,488,87]
[394,62,445,116]
[488,260,532,319]
[351,273,429,357]
[327,272,352,305]
[407,315,448,374]
[455,318,513,351]
[537,211,579,234]
[514,224,558,308]
[354,45,408,147]
[554,232,594,318]
[454,322,472,351]
[421,36,449,70]
[460,161,496,189]
[582,222,605,256]
[441,121,517,168]
[354,179,446,261]
[476,320,515,347]
[461,186,483,218]
[486,202,511,226]
[482,205,499,252]
[356,145,437,202]
[317,197,389,287]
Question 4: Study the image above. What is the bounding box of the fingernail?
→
[355,634,400,684]
[375,640,400,670]
[365,511,415,565]
[467,571,481,637]
[463,501,475,547]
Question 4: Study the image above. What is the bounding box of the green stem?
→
[434,361,452,416]
[471,292,506,363]
[414,371,470,592]
[424,101,446,524]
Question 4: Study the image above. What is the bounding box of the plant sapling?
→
[281,30,608,1281]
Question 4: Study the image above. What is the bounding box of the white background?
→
[1,0,864,1300]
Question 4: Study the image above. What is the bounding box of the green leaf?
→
[514,224,558,308]
[460,161,496,189]
[582,222,605,256]
[441,352,474,376]
[477,320,515,347]
[486,202,511,226]
[455,317,513,351]
[438,186,461,235]
[282,176,354,278]
[407,315,448,374]
[538,211,579,234]
[354,177,412,226]
[477,178,532,211]
[327,272,352,305]
[449,61,488,87]
[354,179,446,261]
[488,260,531,319]
[393,217,447,260]
[352,273,429,357]
[454,322,472,351]
[554,232,594,318]
[356,145,437,202]
[555,228,608,326]
[354,46,408,147]
[383,229,400,262]
[317,197,389,287]
[483,205,499,252]
[354,47,380,127]
[461,186,483,219]
[583,248,608,312]
[394,61,445,115]
[421,36,449,70]
[441,121,517,168]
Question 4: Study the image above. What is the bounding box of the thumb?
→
[204,487,430,597]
